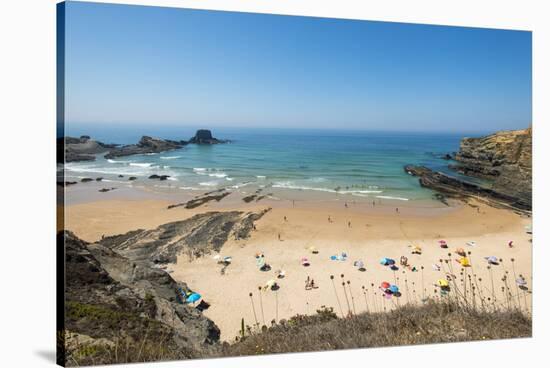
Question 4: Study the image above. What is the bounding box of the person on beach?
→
[345,202,348,208]
[305,276,311,290]
[284,216,287,222]
[372,201,375,207]
[395,207,399,213]
[278,233,281,241]
[328,215,332,223]
[348,221,351,228]
[508,240,514,248]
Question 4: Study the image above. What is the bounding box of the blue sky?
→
[64,1,532,133]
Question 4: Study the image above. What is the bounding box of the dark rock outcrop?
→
[149,174,170,181]
[188,129,228,144]
[168,189,230,209]
[404,165,531,212]
[105,136,186,159]
[61,136,118,163]
[99,208,271,263]
[62,231,220,365]
[451,128,532,206]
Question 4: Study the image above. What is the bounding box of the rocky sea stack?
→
[189,129,228,144]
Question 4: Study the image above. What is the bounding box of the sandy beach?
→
[65,192,532,342]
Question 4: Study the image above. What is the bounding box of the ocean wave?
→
[375,195,409,201]
[179,186,203,190]
[208,172,227,178]
[226,177,234,181]
[129,162,154,168]
[272,182,383,195]
[256,175,266,179]
[199,181,219,187]
[107,159,126,164]
[160,156,181,160]
[193,168,207,172]
[231,181,253,189]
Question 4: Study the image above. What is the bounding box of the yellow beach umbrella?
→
[438,279,449,288]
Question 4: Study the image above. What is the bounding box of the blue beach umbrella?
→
[186,293,201,304]
[389,285,399,293]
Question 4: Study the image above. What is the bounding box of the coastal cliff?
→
[61,231,220,366]
[452,128,532,205]
[405,128,532,211]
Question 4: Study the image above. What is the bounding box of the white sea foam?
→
[193,168,207,173]
[256,175,267,179]
[129,162,153,168]
[375,195,409,201]
[107,159,126,164]
[199,181,219,187]
[226,177,234,181]
[160,156,181,160]
[272,182,383,195]
[208,172,227,178]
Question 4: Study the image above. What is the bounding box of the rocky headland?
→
[405,128,532,212]
[60,136,117,163]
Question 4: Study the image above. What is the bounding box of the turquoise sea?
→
[64,126,486,202]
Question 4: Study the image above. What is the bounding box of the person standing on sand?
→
[396,207,399,213]
[508,240,514,248]
[373,201,375,207]
[348,221,351,228]
[345,202,348,208]
[328,215,332,223]
[278,233,281,241]
[284,216,287,222]
[292,200,295,207]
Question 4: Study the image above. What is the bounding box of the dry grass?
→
[216,300,531,357]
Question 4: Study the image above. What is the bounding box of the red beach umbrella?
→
[381,281,390,289]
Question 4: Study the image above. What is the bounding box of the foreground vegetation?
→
[63,299,531,366]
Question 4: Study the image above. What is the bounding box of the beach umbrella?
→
[257,257,266,268]
[455,248,466,257]
[516,277,527,287]
[186,293,201,304]
[308,246,319,254]
[223,256,232,263]
[458,257,471,267]
[265,279,276,289]
[276,269,286,278]
[437,279,449,288]
[354,260,365,269]
[301,257,310,266]
[330,255,338,261]
[432,264,441,271]
[389,285,399,293]
[485,256,498,264]
[411,245,422,254]
[381,281,390,289]
[466,241,476,247]
[380,258,388,265]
